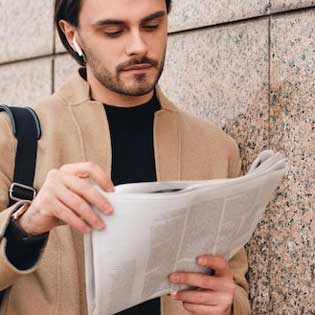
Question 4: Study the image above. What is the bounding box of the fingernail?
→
[83,225,92,233]
[170,291,178,299]
[97,222,106,230]
[103,204,113,214]
[105,206,113,215]
[106,184,115,192]
[198,257,207,266]
[170,274,180,282]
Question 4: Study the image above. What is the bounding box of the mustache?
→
[117,57,159,72]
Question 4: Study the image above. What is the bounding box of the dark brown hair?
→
[55,0,172,66]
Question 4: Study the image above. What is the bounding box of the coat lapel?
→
[154,109,181,181]
[154,87,181,182]
[70,101,112,174]
[57,69,112,174]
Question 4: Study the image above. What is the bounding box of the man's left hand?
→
[168,256,235,315]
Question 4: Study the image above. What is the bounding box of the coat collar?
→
[56,67,181,181]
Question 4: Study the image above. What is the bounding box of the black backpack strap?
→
[0,105,41,306]
[0,105,41,206]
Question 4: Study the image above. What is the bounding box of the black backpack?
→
[0,104,41,305]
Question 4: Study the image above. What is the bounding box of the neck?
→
[87,67,153,108]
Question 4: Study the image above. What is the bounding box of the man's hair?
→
[55,0,172,66]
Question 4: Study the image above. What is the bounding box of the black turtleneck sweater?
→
[4,91,161,314]
[105,92,160,186]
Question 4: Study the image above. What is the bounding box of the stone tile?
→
[270,10,315,314]
[0,58,52,105]
[0,0,54,64]
[168,0,270,32]
[54,54,79,91]
[271,0,315,13]
[55,33,67,54]
[160,19,270,312]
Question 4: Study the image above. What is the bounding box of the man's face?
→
[77,0,168,97]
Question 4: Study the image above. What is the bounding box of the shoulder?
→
[29,93,68,122]
[176,109,241,178]
[177,109,238,154]
[0,92,69,156]
[157,88,239,164]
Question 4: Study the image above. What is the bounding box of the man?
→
[0,0,250,314]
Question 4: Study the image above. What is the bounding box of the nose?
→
[126,31,148,57]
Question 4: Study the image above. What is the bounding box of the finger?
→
[182,302,226,315]
[61,173,113,215]
[60,162,115,192]
[172,290,225,306]
[197,256,231,277]
[169,272,233,292]
[53,200,92,234]
[57,186,106,230]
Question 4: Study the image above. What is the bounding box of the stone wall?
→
[0,1,314,314]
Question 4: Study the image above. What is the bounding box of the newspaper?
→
[84,150,288,315]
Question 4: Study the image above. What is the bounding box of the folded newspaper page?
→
[84,150,288,315]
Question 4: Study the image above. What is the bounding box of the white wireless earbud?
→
[73,37,84,57]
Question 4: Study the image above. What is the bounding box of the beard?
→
[84,47,165,97]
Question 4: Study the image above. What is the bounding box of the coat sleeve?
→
[0,113,44,291]
[229,248,251,314]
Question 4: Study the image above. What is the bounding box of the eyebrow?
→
[93,10,166,27]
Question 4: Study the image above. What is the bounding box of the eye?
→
[143,24,159,31]
[104,30,123,38]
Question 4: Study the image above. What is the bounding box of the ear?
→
[58,19,80,50]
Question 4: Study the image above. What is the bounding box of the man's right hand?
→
[18,162,114,236]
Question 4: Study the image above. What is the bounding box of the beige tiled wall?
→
[0,58,52,105]
[1,1,314,314]
[271,0,315,12]
[0,0,54,64]
[168,0,270,32]
[269,9,315,313]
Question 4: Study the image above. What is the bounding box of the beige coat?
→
[0,69,250,315]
